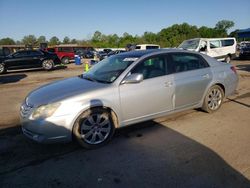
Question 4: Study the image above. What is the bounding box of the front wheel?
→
[0,63,6,74]
[202,85,224,113]
[73,108,115,149]
[42,59,54,71]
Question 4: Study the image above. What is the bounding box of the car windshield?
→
[81,55,138,83]
[179,39,200,50]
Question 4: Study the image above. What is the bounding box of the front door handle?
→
[165,81,173,87]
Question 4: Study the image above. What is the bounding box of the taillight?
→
[230,66,237,74]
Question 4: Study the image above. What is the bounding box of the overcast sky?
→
[0,0,249,40]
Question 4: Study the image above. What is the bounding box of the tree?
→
[215,20,235,34]
[0,37,16,45]
[229,29,239,38]
[22,35,37,46]
[49,36,60,46]
[37,36,46,43]
[63,36,70,44]
[71,38,77,44]
[92,31,102,42]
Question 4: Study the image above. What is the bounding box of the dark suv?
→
[47,47,75,64]
[0,50,61,74]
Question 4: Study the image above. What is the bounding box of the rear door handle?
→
[202,74,209,79]
[165,81,173,87]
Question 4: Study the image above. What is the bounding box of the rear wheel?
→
[61,57,70,64]
[73,108,115,149]
[202,85,224,113]
[42,59,54,70]
[0,63,6,74]
[225,55,231,63]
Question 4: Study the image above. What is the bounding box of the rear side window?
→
[209,40,221,49]
[168,53,209,73]
[221,39,234,47]
[58,47,73,52]
[13,51,28,57]
[146,46,159,49]
[29,51,43,56]
[135,46,141,49]
[131,56,167,79]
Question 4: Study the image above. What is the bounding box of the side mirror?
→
[122,73,143,84]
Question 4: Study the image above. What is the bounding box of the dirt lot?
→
[0,60,250,187]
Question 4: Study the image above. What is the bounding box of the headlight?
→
[32,103,60,119]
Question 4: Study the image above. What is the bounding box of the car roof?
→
[118,48,199,58]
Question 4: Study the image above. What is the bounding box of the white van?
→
[135,44,160,50]
[178,38,236,63]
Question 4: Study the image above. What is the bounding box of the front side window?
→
[131,56,166,79]
[47,48,55,53]
[209,40,221,49]
[169,53,208,73]
[178,39,200,50]
[81,55,138,83]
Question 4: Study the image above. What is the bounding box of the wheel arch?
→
[70,105,119,142]
[199,82,226,108]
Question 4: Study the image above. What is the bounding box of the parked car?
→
[74,47,97,59]
[0,50,61,74]
[47,47,75,64]
[239,43,250,59]
[178,38,236,63]
[107,50,126,57]
[98,51,109,60]
[135,44,160,50]
[20,49,238,149]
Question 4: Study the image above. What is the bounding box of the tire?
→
[73,108,115,149]
[202,85,224,113]
[42,59,54,71]
[225,55,231,63]
[61,57,70,64]
[0,63,6,74]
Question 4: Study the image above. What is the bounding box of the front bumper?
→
[20,112,72,143]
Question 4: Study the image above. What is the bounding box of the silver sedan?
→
[20,49,238,149]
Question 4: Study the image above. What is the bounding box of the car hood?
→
[26,76,108,107]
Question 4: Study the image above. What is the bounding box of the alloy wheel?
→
[207,88,223,110]
[80,113,111,145]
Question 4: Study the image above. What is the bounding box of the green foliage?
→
[63,36,70,44]
[37,36,47,43]
[22,35,37,46]
[215,20,234,32]
[0,20,236,48]
[71,38,78,44]
[0,37,16,45]
[49,36,60,46]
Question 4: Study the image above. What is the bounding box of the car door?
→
[168,52,212,109]
[119,55,174,125]
[4,51,29,69]
[28,50,44,67]
[207,40,224,60]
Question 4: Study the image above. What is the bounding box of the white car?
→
[135,44,160,50]
[178,38,236,63]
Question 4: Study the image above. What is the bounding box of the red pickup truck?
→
[47,47,75,64]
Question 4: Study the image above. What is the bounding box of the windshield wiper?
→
[79,75,97,82]
[79,74,112,84]
[95,79,112,84]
